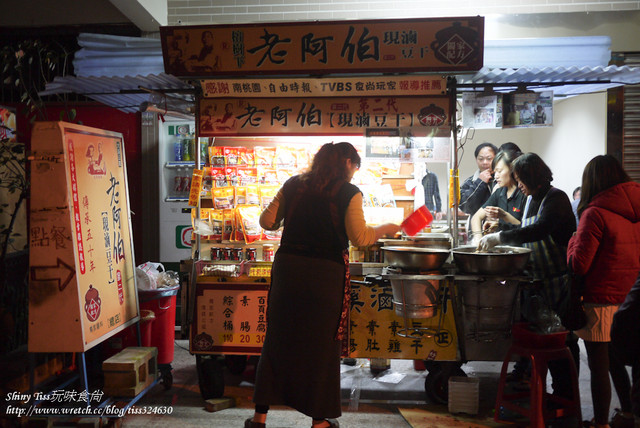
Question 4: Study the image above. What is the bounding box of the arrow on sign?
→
[30,258,76,291]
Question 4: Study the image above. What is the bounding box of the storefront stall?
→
[35,17,640,406]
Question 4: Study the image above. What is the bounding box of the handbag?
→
[559,256,587,331]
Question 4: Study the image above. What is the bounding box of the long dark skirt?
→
[252,252,345,419]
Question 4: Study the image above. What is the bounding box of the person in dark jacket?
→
[459,142,497,216]
[245,142,400,428]
[611,271,640,425]
[567,155,640,428]
[478,152,579,400]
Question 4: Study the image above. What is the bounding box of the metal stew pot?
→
[451,245,531,275]
[382,246,450,270]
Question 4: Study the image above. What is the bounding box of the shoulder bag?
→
[559,256,587,331]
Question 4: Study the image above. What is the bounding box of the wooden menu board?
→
[160,16,484,77]
[29,122,138,352]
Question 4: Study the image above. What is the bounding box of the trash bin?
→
[103,309,155,358]
[138,284,180,365]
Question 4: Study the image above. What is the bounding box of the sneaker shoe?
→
[611,408,635,428]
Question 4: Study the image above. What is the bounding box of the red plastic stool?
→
[494,324,582,428]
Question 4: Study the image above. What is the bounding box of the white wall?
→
[459,92,606,199]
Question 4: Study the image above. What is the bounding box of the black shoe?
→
[245,418,265,428]
[311,419,339,428]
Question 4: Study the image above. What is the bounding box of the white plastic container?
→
[448,376,480,415]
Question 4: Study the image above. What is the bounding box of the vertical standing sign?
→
[29,122,138,352]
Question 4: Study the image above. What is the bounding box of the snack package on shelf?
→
[236,204,263,244]
[275,146,297,169]
[210,209,223,241]
[238,147,255,166]
[237,166,258,185]
[259,185,279,209]
[213,186,235,210]
[235,186,248,205]
[255,146,276,167]
[234,209,244,241]
[223,146,239,165]
[209,146,226,167]
[222,209,234,241]
[246,184,260,205]
[210,166,227,187]
[258,166,278,184]
[225,166,238,186]
[191,207,214,238]
[235,183,261,206]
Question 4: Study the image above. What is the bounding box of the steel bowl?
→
[382,246,450,270]
[452,245,532,275]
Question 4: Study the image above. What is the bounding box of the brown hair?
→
[577,154,631,218]
[302,142,360,191]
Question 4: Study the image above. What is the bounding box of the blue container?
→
[174,139,183,161]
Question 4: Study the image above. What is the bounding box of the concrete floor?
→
[112,339,631,428]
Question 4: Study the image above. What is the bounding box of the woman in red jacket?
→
[567,154,640,428]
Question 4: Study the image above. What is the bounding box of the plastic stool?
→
[494,328,582,428]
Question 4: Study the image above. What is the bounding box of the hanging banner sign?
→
[160,17,484,77]
[201,75,447,98]
[198,96,449,136]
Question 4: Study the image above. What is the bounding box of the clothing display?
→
[421,170,441,213]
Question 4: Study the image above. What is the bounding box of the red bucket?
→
[401,205,433,236]
[139,285,180,365]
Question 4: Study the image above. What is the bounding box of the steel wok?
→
[452,245,531,275]
[382,246,450,270]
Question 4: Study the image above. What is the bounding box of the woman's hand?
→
[484,206,505,220]
[482,220,498,234]
[375,223,402,239]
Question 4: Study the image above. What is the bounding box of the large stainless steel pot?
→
[382,246,450,270]
[390,278,440,318]
[452,245,531,275]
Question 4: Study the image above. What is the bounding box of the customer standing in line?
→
[245,142,401,428]
[478,152,579,399]
[567,155,640,428]
[459,142,498,217]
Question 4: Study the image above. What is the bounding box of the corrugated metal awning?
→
[455,65,640,96]
[40,72,195,114]
[39,33,640,113]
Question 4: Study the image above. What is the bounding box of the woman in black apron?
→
[479,152,578,399]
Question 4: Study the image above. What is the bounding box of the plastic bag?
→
[157,271,180,288]
[136,262,165,290]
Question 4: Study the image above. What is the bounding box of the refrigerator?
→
[158,119,200,265]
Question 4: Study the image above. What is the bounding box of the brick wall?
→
[167,0,640,25]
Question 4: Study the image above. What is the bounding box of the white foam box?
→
[448,376,480,415]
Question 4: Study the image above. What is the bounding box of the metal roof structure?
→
[40,72,194,114]
[454,65,640,96]
[39,33,640,115]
